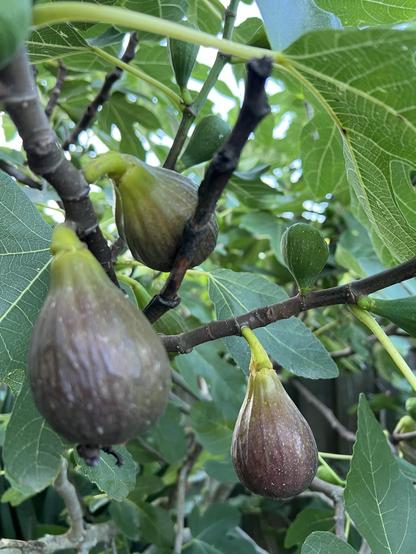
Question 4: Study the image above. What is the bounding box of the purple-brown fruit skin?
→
[28,230,171,446]
[231,368,318,498]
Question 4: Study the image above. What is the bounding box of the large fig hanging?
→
[84,152,218,272]
[28,224,171,466]
[231,328,318,498]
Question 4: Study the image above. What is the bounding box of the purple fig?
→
[28,224,171,465]
[231,366,318,498]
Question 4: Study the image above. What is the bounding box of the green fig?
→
[168,22,199,91]
[28,224,171,466]
[406,398,416,421]
[394,415,416,465]
[231,328,318,498]
[84,152,218,272]
[0,0,32,69]
[358,295,416,337]
[280,223,329,292]
[179,115,231,169]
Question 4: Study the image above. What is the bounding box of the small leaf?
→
[74,446,138,501]
[301,531,357,553]
[344,395,416,553]
[285,508,334,547]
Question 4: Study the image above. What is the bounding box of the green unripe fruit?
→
[28,224,171,466]
[357,295,416,338]
[394,415,416,465]
[0,0,32,69]
[84,152,218,272]
[280,223,329,292]
[179,115,231,169]
[316,465,345,486]
[231,366,318,498]
[168,22,199,90]
[406,398,416,421]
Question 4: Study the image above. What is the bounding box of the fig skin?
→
[85,152,218,272]
[231,367,318,498]
[28,224,171,454]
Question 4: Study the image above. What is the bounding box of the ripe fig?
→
[280,223,329,293]
[84,152,218,272]
[231,328,318,498]
[179,115,231,169]
[357,295,416,337]
[28,224,171,465]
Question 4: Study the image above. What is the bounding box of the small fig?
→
[394,415,416,465]
[358,295,416,338]
[280,223,329,292]
[168,22,199,90]
[84,152,218,272]
[28,224,171,465]
[231,328,318,498]
[406,398,416,421]
[179,115,231,169]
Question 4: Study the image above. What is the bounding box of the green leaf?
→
[208,269,338,378]
[191,401,234,456]
[0,171,51,391]
[3,380,65,496]
[316,0,416,25]
[301,531,357,553]
[257,0,341,51]
[285,29,416,263]
[0,0,32,69]
[285,509,334,548]
[150,404,187,464]
[189,503,240,545]
[74,446,138,501]
[344,395,416,553]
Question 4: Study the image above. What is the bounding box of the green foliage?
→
[2,1,416,552]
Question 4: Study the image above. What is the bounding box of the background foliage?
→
[1,0,416,552]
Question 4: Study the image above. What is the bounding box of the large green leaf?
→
[207,269,338,378]
[344,395,416,553]
[301,532,357,553]
[285,29,416,263]
[3,380,65,496]
[316,0,416,25]
[0,171,51,390]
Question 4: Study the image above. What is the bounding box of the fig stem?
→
[318,454,346,486]
[83,151,129,183]
[319,452,352,460]
[351,306,416,392]
[241,327,272,372]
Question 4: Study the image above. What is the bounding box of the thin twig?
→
[161,255,416,352]
[0,48,118,284]
[0,458,117,552]
[331,346,354,359]
[391,430,416,444]
[163,0,240,170]
[45,60,66,118]
[310,477,345,539]
[0,159,43,189]
[174,441,202,554]
[145,57,272,323]
[63,32,138,150]
[293,381,356,443]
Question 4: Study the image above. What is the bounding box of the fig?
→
[168,22,199,91]
[179,115,231,169]
[394,415,416,465]
[28,224,171,465]
[357,295,416,337]
[84,152,218,272]
[406,398,416,421]
[280,223,329,293]
[231,328,318,498]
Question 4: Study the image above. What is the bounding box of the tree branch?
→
[309,477,345,539]
[163,0,240,171]
[391,430,416,444]
[45,60,67,119]
[161,255,416,352]
[293,380,356,443]
[0,159,43,190]
[0,458,117,553]
[62,32,138,150]
[144,57,272,323]
[0,48,118,284]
